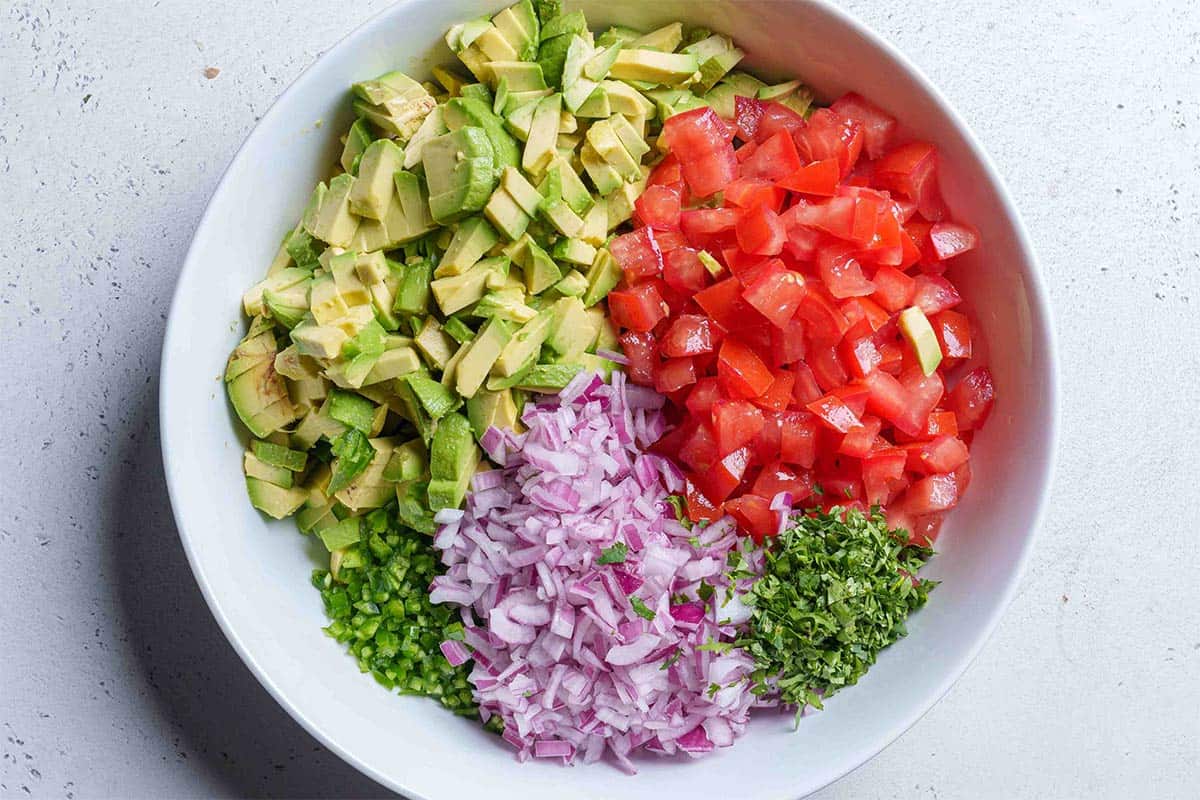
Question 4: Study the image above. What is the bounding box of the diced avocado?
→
[317,516,362,552]
[552,270,588,297]
[352,71,437,142]
[633,22,683,51]
[777,85,815,117]
[608,113,650,161]
[428,412,479,510]
[499,166,545,216]
[225,318,298,438]
[607,170,648,227]
[898,306,944,376]
[243,267,310,318]
[251,439,308,472]
[304,175,360,248]
[431,256,507,315]
[518,237,561,294]
[274,343,322,380]
[582,248,621,307]
[473,289,539,324]
[644,87,708,120]
[245,476,308,519]
[443,316,477,345]
[586,118,641,181]
[545,296,591,358]
[392,258,433,316]
[489,61,547,92]
[446,17,491,52]
[244,451,294,488]
[503,99,539,141]
[484,186,532,241]
[326,250,372,307]
[704,71,767,119]
[758,79,805,101]
[546,156,593,215]
[362,346,421,384]
[597,25,641,47]
[262,281,310,329]
[587,305,617,352]
[474,24,522,63]
[285,223,323,271]
[422,126,498,225]
[295,498,339,534]
[551,237,597,267]
[466,388,522,439]
[686,38,744,93]
[491,0,540,60]
[455,317,513,398]
[432,65,470,96]
[493,310,553,377]
[392,170,438,239]
[435,216,500,277]
[382,438,428,483]
[584,43,622,82]
[401,372,463,419]
[334,437,398,511]
[459,82,494,105]
[403,106,449,170]
[541,8,586,40]
[578,197,608,247]
[503,89,553,117]
[514,363,582,392]
[325,387,377,434]
[610,50,699,85]
[522,93,563,176]
[561,34,592,91]
[600,80,656,118]
[580,139,623,197]
[575,86,612,118]
[536,168,586,237]
[493,77,511,116]
[348,139,404,220]
[340,118,374,175]
[575,351,617,379]
[290,398,347,450]
[413,317,457,370]
[443,96,521,169]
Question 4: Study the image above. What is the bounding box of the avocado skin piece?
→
[427,413,479,510]
[422,126,498,225]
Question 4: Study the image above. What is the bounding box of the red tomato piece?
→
[682,148,738,198]
[931,310,972,361]
[724,178,787,211]
[742,261,807,328]
[752,462,814,503]
[908,435,970,475]
[717,338,775,399]
[861,369,920,435]
[770,318,807,366]
[662,248,708,294]
[634,184,683,230]
[684,377,723,418]
[692,445,752,504]
[928,221,980,260]
[734,95,765,141]
[694,277,746,330]
[680,207,742,244]
[818,243,875,298]
[838,415,882,457]
[679,422,720,472]
[785,196,855,240]
[660,106,733,160]
[684,477,724,523]
[791,363,823,406]
[782,216,824,260]
[832,382,870,417]
[736,204,786,256]
[609,228,664,279]
[608,282,669,332]
[873,141,945,221]
[862,448,907,506]
[724,495,777,543]
[778,410,818,467]
[796,289,850,344]
[808,342,849,391]
[654,356,697,394]
[751,370,794,411]
[840,296,891,331]
[871,265,917,312]
[776,158,840,196]
[830,92,897,160]
[660,314,716,358]
[618,330,657,386]
[900,473,961,514]
[795,109,864,175]
[712,399,766,455]
[755,101,807,143]
[949,367,996,431]
[739,130,803,181]
[647,152,683,188]
[806,393,864,433]
[892,368,945,436]
[912,274,963,315]
[924,410,959,438]
[838,328,883,379]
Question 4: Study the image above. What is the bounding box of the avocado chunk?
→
[474,288,539,324]
[317,516,362,552]
[493,310,553,377]
[443,316,477,345]
[545,296,591,358]
[362,346,421,384]
[610,50,699,85]
[582,248,621,307]
[443,96,521,169]
[326,387,378,433]
[382,437,428,483]
[245,476,308,519]
[466,388,523,439]
[484,185,532,241]
[348,139,404,220]
[303,174,361,248]
[392,259,434,316]
[340,118,374,175]
[413,317,458,370]
[432,256,508,315]
[514,363,582,392]
[428,414,479,511]
[492,0,540,60]
[489,61,546,92]
[551,237,597,267]
[436,216,500,277]
[522,93,562,176]
[586,117,642,182]
[243,267,311,318]
[580,140,623,195]
[225,317,298,438]
[403,106,449,170]
[392,170,439,239]
[511,235,561,294]
[251,439,308,472]
[704,71,766,119]
[401,372,463,419]
[352,71,437,142]
[536,167,586,237]
[422,126,498,224]
[243,451,294,488]
[898,306,944,376]
[455,317,513,398]
[600,79,656,118]
[632,22,683,52]
[335,437,397,511]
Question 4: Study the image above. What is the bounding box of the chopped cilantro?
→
[597,541,628,564]
[630,596,656,621]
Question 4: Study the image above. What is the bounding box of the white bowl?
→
[160,1,1058,797]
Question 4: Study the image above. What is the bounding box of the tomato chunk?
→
[739,130,803,181]
[609,228,664,279]
[776,158,840,196]
[608,282,669,332]
[724,495,777,543]
[949,367,996,431]
[752,462,814,503]
[830,92,897,160]
[618,330,657,385]
[742,261,807,329]
[654,357,697,394]
[717,338,775,399]
[634,184,683,230]
[736,204,786,256]
[928,222,979,260]
[806,393,863,433]
[712,399,765,455]
[663,247,709,293]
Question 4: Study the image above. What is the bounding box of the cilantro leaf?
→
[596,542,628,564]
[630,596,656,621]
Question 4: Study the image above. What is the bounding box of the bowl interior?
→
[160,2,1056,798]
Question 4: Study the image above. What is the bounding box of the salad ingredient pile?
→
[223,0,995,773]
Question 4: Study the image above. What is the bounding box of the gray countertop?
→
[3,0,1198,797]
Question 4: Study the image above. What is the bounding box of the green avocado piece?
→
[466,388,522,439]
[304,174,361,248]
[491,0,540,60]
[245,476,308,519]
[493,310,553,377]
[484,186,532,241]
[632,22,683,51]
[533,0,562,26]
[443,96,521,169]
[575,351,617,379]
[340,118,374,175]
[540,9,586,41]
[317,516,362,552]
[522,93,563,176]
[545,296,591,358]
[436,216,500,277]
[579,140,623,196]
[401,373,463,420]
[459,82,494,104]
[362,346,421,384]
[575,85,612,118]
[348,139,404,220]
[431,256,508,315]
[582,248,621,307]
[586,117,641,181]
[703,71,767,119]
[552,270,588,297]
[610,50,699,85]
[537,34,573,92]
[243,267,310,318]
[244,451,293,488]
[536,167,586,237]
[326,388,377,433]
[413,317,458,370]
[428,413,479,510]
[473,288,539,324]
[443,316,477,345]
[251,439,308,472]
[520,237,561,294]
[391,170,438,240]
[695,48,746,94]
[545,156,593,215]
[898,306,944,376]
[382,438,428,483]
[395,481,437,533]
[514,363,582,392]
[225,318,298,439]
[404,106,449,170]
[285,223,323,271]
[488,61,547,92]
[422,126,498,224]
[455,317,513,398]
[392,259,433,316]
[550,237,597,267]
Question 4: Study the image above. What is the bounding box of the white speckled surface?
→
[2,0,1198,797]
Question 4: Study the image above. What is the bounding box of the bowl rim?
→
[159,1,1060,796]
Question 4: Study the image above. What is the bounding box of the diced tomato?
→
[634,184,683,230]
[871,265,917,312]
[618,330,657,385]
[736,204,786,256]
[832,382,870,417]
[662,248,708,294]
[928,221,979,260]
[861,369,917,434]
[873,141,944,221]
[797,289,850,344]
[712,399,765,455]
[755,101,807,143]
[739,130,803,181]
[891,368,944,436]
[777,158,840,196]
[733,95,765,141]
[785,196,855,240]
[647,152,683,188]
[931,310,972,361]
[751,370,794,411]
[660,106,733,160]
[682,148,738,198]
[791,363,823,406]
[876,341,905,375]
[660,314,716,358]
[609,282,669,332]
[770,318,807,366]
[949,367,995,431]
[680,207,742,245]
[693,277,746,330]
[782,217,824,260]
[838,414,882,457]
[838,326,883,379]
[691,445,752,504]
[907,434,970,475]
[924,410,959,438]
[684,477,724,523]
[654,356,697,394]
[609,228,664,279]
[778,410,818,467]
[724,495,776,543]
[717,338,775,399]
[679,422,720,472]
[724,178,787,211]
[840,296,890,331]
[742,261,807,328]
[806,393,863,433]
[830,92,897,160]
[817,243,875,299]
[899,226,924,269]
[862,448,907,505]
[752,462,814,502]
[684,377,723,418]
[912,274,963,315]
[795,109,864,175]
[899,473,961,514]
[808,342,848,391]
